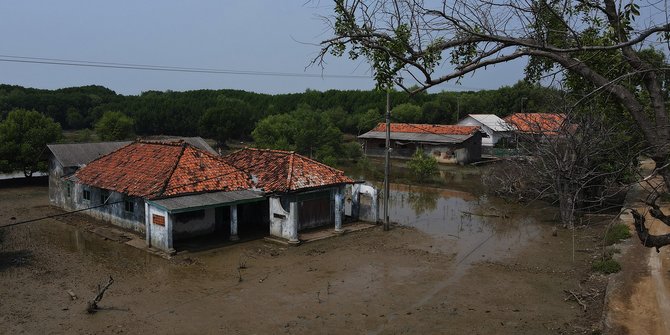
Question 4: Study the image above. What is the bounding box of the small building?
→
[504,113,567,140]
[457,114,513,147]
[358,123,482,164]
[49,141,361,253]
[47,137,217,211]
[223,148,355,243]
[67,140,262,253]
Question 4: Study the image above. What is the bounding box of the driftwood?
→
[86,276,114,313]
[644,196,670,227]
[631,209,670,252]
[67,289,77,300]
[461,211,509,219]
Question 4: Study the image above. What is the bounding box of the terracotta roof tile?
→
[372,123,479,135]
[73,140,251,199]
[223,148,354,193]
[504,113,566,134]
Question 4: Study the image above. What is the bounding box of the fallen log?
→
[86,276,114,313]
[631,209,670,252]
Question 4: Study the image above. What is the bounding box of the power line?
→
[0,54,372,80]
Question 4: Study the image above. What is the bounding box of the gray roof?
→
[358,131,473,144]
[47,136,216,168]
[47,141,131,167]
[147,190,265,213]
[142,136,217,155]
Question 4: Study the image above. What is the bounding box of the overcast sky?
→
[0,1,528,95]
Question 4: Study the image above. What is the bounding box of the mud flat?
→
[1,185,610,334]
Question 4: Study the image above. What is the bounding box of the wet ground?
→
[0,173,611,334]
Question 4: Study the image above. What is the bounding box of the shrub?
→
[592,259,621,274]
[604,223,631,245]
[407,149,438,180]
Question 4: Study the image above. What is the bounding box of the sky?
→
[0,1,528,95]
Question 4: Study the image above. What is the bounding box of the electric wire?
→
[0,54,371,79]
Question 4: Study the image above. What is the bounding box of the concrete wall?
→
[71,183,146,233]
[269,196,298,242]
[172,208,216,239]
[362,134,482,164]
[48,156,78,210]
[146,204,172,251]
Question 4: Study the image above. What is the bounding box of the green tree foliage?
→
[0,109,62,176]
[252,104,344,163]
[199,98,253,147]
[392,103,422,123]
[94,111,134,141]
[407,149,438,180]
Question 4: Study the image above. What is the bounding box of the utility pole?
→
[383,87,391,231]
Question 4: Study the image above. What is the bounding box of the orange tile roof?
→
[371,123,479,135]
[73,140,252,199]
[504,113,566,134]
[223,148,354,193]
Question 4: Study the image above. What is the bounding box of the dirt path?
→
[604,159,670,335]
[1,186,611,334]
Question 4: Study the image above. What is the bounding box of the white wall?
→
[147,204,172,252]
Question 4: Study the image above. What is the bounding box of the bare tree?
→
[317,0,670,248]
[483,109,636,227]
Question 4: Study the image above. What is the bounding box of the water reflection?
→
[385,182,552,262]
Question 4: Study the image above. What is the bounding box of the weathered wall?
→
[71,183,146,233]
[269,196,293,239]
[48,155,77,210]
[147,204,171,251]
[172,208,216,239]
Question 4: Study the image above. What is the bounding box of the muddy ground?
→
[1,186,614,334]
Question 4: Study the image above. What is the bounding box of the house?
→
[66,140,262,253]
[47,137,216,210]
[223,148,355,243]
[358,123,482,164]
[50,141,361,253]
[504,113,567,138]
[457,114,513,147]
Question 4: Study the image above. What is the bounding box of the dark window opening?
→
[83,189,91,201]
[66,183,72,198]
[100,190,109,204]
[124,199,134,213]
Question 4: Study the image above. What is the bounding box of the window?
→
[83,189,91,201]
[66,183,72,198]
[100,190,109,204]
[124,199,134,213]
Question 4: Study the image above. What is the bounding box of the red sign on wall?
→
[152,214,165,226]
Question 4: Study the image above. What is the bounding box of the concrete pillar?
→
[230,204,239,241]
[351,184,361,221]
[334,189,343,232]
[166,213,175,254]
[288,201,299,244]
[145,202,151,247]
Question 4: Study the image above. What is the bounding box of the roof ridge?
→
[286,152,295,191]
[156,142,189,198]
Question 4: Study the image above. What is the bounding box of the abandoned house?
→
[456,114,514,147]
[223,148,355,243]
[504,113,567,142]
[49,140,363,253]
[358,123,483,164]
[47,137,217,210]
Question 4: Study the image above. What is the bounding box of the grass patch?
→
[604,223,631,245]
[592,259,621,274]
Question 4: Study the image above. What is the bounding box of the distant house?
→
[457,114,513,147]
[223,148,355,243]
[504,113,567,139]
[49,140,361,253]
[358,123,482,164]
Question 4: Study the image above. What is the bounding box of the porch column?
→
[145,202,151,247]
[288,201,299,244]
[334,188,343,233]
[166,214,175,254]
[230,204,239,241]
